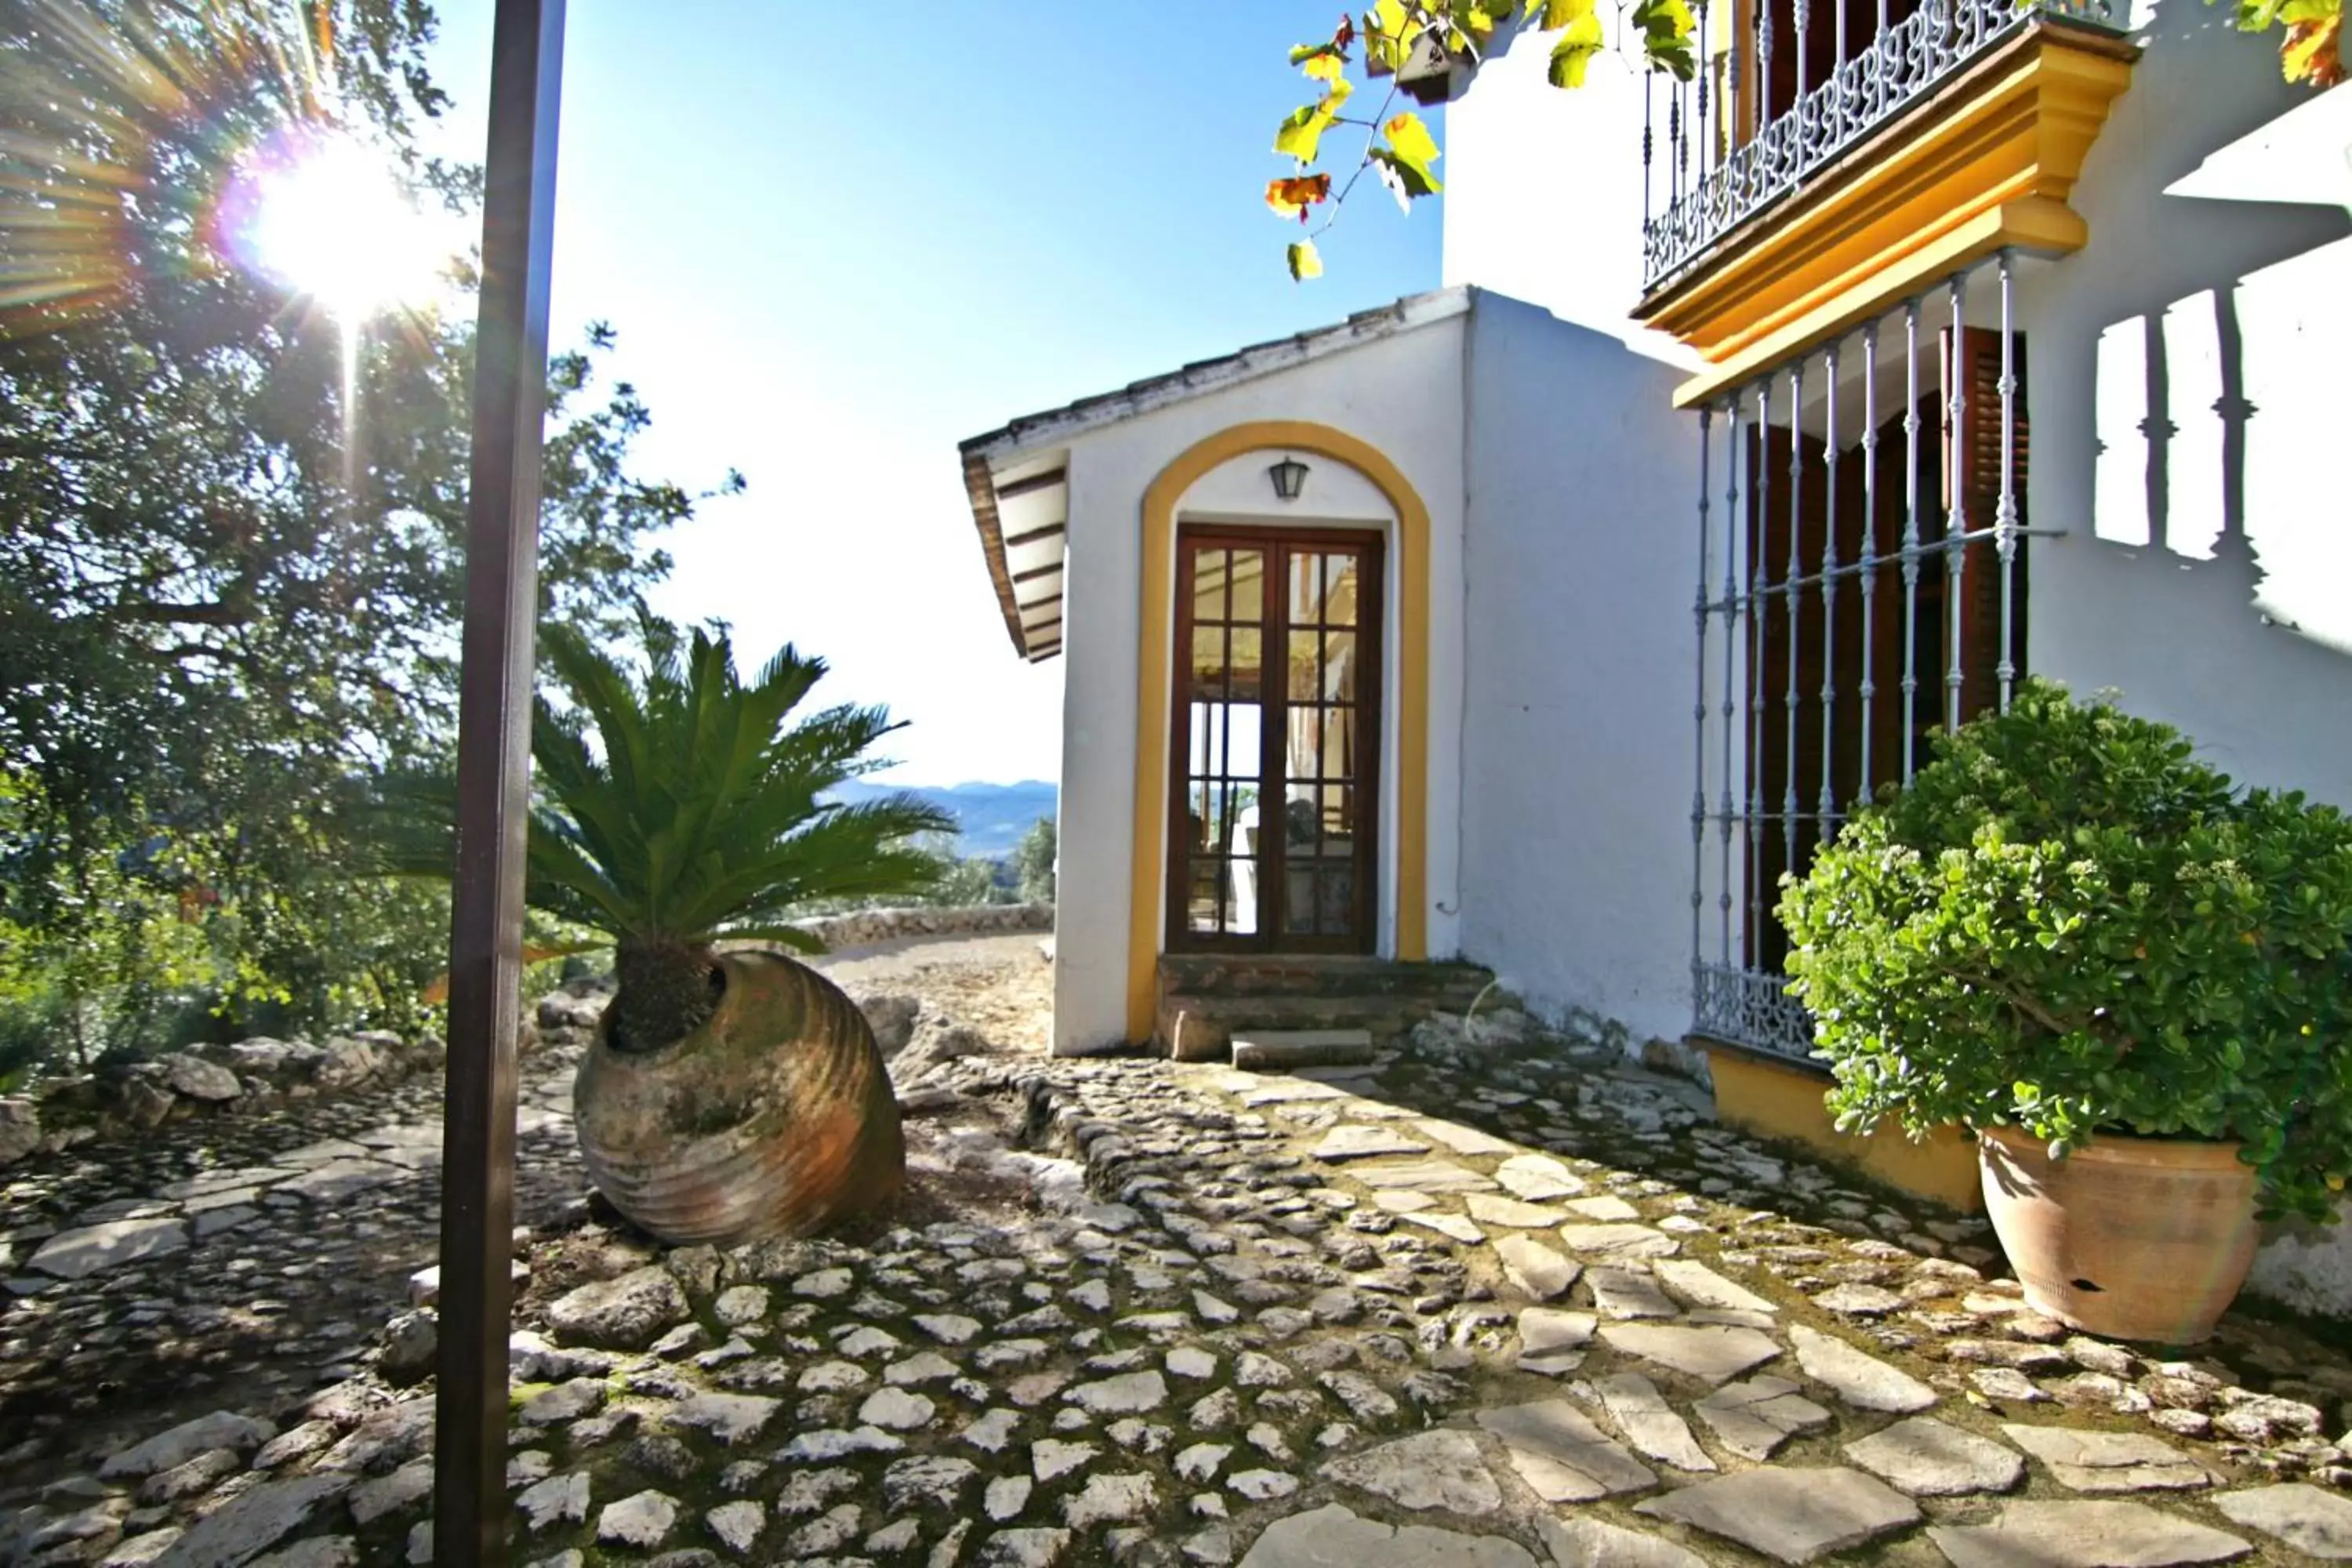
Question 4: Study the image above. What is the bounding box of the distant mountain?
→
[830,779,1058,859]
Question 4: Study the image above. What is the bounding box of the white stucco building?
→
[958,3,2352,1312]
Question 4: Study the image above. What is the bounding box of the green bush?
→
[1780,680,2352,1222]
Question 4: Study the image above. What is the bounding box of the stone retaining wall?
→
[0,1029,455,1169]
[789,902,1053,952]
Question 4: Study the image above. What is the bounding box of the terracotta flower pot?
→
[574,949,903,1247]
[1976,1123,2259,1344]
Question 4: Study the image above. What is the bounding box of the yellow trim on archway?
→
[1126,421,1431,1043]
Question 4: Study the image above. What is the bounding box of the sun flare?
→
[221,131,447,321]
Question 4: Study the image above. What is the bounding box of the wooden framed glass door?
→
[1168,527,1384,953]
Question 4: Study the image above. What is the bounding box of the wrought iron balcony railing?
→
[1642,0,2118,292]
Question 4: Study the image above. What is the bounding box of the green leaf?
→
[1548,15,1605,86]
[1287,238,1324,281]
[1537,0,1595,28]
[1369,147,1444,209]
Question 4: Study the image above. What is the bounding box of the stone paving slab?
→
[1928,1500,2255,1567]
[1635,1465,1921,1563]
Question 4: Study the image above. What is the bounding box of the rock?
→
[1401,1211,1485,1244]
[313,1036,379,1089]
[276,1158,403,1203]
[1493,1236,1580,1301]
[103,1413,275,1479]
[1634,1466,1920,1564]
[1062,1473,1156,1530]
[1693,1375,1833,1461]
[978,1529,1074,1568]
[2212,1483,2352,1559]
[246,1540,358,1568]
[1350,1159,1495,1193]
[379,1310,439,1385]
[159,1054,243,1102]
[1788,1324,1936,1412]
[1312,1125,1429,1161]
[1563,1196,1643,1222]
[1598,1323,1781,1384]
[1474,1399,1657,1501]
[1068,1371,1167,1415]
[148,1472,352,1568]
[859,1388,937,1431]
[1927,1501,2253,1567]
[517,1473,591,1532]
[1534,1516,1709,1568]
[1319,1429,1501,1514]
[1516,1308,1595,1358]
[1234,1503,1537,1568]
[140,1447,241,1504]
[858,993,922,1054]
[1494,1155,1584,1202]
[1586,1266,1678,1319]
[705,1500,765,1556]
[884,1455,979,1512]
[314,1401,436,1476]
[103,1528,187,1566]
[598,1490,679,1549]
[777,1426,904,1464]
[518,1379,605,1426]
[1413,1119,1519,1156]
[1811,1283,1904,1316]
[546,1266,691,1350]
[29,1217,189,1281]
[1555,1223,1676,1259]
[1653,1259,1777,1315]
[1595,1374,1715,1471]
[348,1457,435,1526]
[915,1313,984,1345]
[0,1096,40,1165]
[2001,1425,2216,1494]
[1845,1416,2025,1496]
[1464,1195,1566,1229]
[2213,1392,2325,1443]
[666,1392,779,1446]
[986,1475,1034,1521]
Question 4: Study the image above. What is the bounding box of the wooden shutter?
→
[1940,325,2030,724]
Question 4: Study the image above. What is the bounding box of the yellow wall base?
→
[1704,1046,1985,1214]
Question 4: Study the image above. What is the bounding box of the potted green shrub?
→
[1781,681,2352,1342]
[394,618,952,1245]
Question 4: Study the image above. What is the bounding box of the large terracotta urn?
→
[1977,1123,2259,1344]
[574,949,903,1246]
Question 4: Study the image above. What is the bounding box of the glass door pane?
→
[1278,546,1366,941]
[1178,546,1265,938]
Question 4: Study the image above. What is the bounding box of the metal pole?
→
[436,1,565,1563]
[1691,409,1712,1007]
[1995,248,2019,711]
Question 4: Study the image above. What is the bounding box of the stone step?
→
[1157,953,1497,1005]
[1229,1029,1376,1073]
[1157,993,1429,1062]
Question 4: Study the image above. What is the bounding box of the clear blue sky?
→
[421,2,1442,786]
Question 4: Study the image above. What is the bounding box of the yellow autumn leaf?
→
[1302,50,1345,82]
[1385,111,1440,172]
[1539,0,1595,24]
[1265,173,1334,220]
[1287,239,1324,281]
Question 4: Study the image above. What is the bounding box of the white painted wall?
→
[1045,314,1472,1055]
[2009,5,2352,1314]
[1456,292,1700,1047]
[1441,24,1698,368]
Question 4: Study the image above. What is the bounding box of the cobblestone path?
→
[5,938,2351,1566]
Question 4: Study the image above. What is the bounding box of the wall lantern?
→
[1268,456,1311,502]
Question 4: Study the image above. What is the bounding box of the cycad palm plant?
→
[528,617,949,1051]
[408,616,953,1242]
